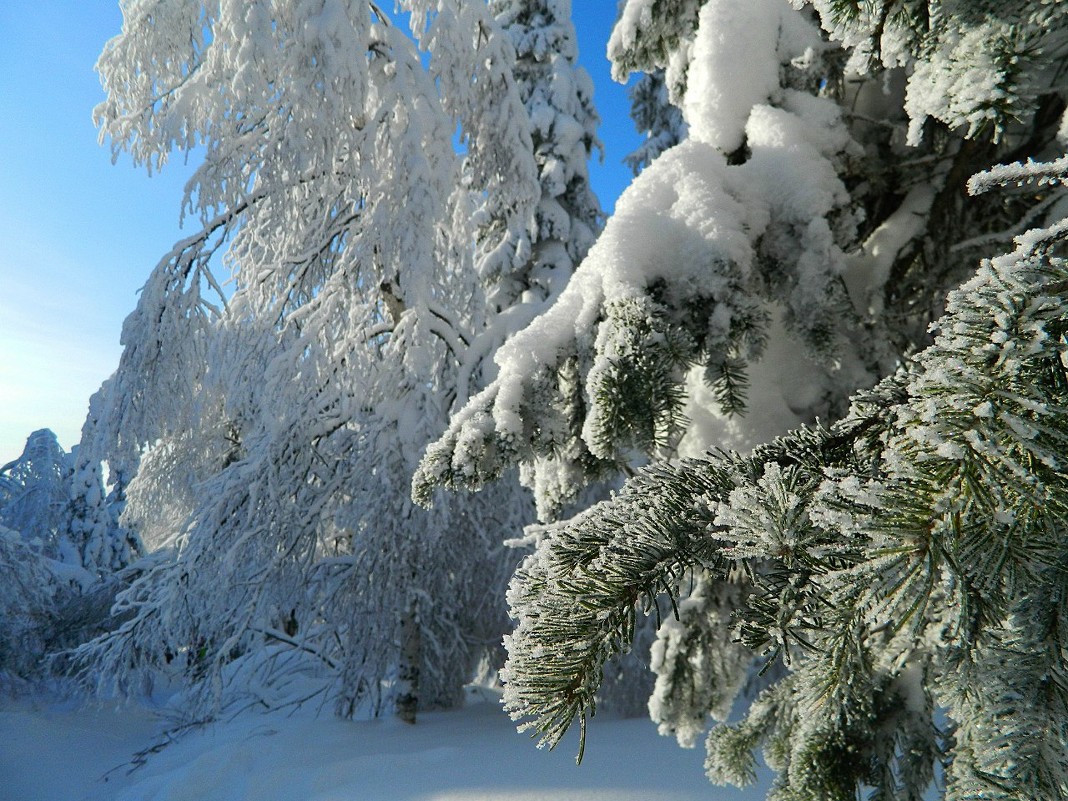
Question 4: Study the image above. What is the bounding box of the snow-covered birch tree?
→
[74,0,591,723]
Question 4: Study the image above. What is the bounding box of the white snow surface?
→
[684,0,782,152]
[0,688,770,801]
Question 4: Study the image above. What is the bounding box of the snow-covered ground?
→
[0,688,769,800]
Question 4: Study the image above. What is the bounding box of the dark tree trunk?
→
[396,599,421,724]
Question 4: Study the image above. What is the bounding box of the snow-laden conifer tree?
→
[502,170,1068,800]
[67,386,140,576]
[414,1,1068,798]
[484,0,669,716]
[74,0,603,724]
[0,429,128,683]
[0,434,74,681]
[438,0,604,412]
[416,0,1068,518]
[486,0,601,308]
[0,430,74,559]
[416,0,877,520]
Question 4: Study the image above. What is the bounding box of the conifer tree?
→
[416,0,878,519]
[501,179,1068,799]
[416,0,1068,518]
[0,524,58,681]
[0,429,128,683]
[487,0,602,310]
[68,387,140,575]
[416,0,1068,507]
[415,1,1068,797]
[0,430,74,559]
[0,433,75,678]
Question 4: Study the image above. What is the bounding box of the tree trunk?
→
[396,599,421,724]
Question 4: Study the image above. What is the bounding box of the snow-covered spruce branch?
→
[500,393,900,758]
[501,458,731,758]
[417,0,1068,531]
[950,194,1064,255]
[503,220,1068,799]
[968,155,1068,196]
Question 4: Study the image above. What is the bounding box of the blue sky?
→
[0,3,641,465]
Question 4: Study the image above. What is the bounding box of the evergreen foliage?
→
[502,205,1068,798]
[0,430,129,684]
[0,524,59,681]
[415,0,1068,521]
[624,69,687,175]
[411,1,1068,798]
[0,430,74,558]
[487,0,602,310]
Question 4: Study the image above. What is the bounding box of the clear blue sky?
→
[0,2,641,465]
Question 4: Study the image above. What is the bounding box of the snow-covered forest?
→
[3,1,1068,799]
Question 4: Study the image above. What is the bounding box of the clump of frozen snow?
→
[683,0,783,152]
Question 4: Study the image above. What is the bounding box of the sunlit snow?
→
[0,689,770,801]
